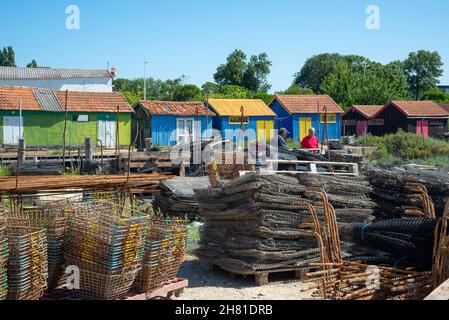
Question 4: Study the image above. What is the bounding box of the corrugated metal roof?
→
[208,99,276,117]
[33,88,64,112]
[138,100,215,116]
[0,66,111,80]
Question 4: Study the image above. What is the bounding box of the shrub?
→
[356,130,449,167]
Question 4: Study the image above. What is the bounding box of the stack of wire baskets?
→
[0,204,8,300]
[64,199,150,300]
[134,217,187,294]
[6,226,48,300]
[8,198,70,289]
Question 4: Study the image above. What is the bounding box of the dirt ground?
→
[178,254,315,300]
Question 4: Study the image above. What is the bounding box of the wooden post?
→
[324,106,330,161]
[85,138,93,162]
[116,105,120,173]
[18,139,26,164]
[145,138,153,152]
[62,90,68,170]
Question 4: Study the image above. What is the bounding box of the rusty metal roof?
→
[138,100,215,116]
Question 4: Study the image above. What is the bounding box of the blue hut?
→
[133,100,215,148]
[207,99,276,143]
[269,95,344,142]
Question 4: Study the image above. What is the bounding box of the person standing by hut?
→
[301,128,319,151]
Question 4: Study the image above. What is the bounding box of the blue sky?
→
[0,0,448,92]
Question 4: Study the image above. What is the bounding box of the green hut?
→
[0,86,133,148]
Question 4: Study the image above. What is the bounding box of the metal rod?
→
[62,90,68,171]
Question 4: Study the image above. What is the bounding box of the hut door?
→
[99,120,117,148]
[177,118,194,144]
[299,117,312,141]
[3,116,24,145]
[416,120,429,138]
[356,121,368,136]
[256,120,275,143]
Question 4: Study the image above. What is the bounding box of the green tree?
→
[214,50,272,92]
[201,82,220,96]
[277,84,315,95]
[293,53,369,92]
[421,89,449,104]
[26,59,38,68]
[210,85,250,99]
[173,84,202,101]
[242,53,272,92]
[0,46,16,67]
[403,50,444,100]
[113,76,187,103]
[250,92,274,105]
[321,61,408,108]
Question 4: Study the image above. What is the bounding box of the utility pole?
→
[144,58,148,100]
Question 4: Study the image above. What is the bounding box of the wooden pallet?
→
[209,264,316,286]
[122,278,189,300]
[41,278,189,301]
[265,160,359,175]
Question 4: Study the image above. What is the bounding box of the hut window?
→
[320,114,337,124]
[72,115,89,122]
[229,116,249,124]
[368,119,384,126]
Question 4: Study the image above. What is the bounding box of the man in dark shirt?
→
[274,128,290,152]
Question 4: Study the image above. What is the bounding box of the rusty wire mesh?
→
[63,197,150,300]
[6,226,48,300]
[134,217,187,294]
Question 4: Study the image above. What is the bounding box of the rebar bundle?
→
[64,200,150,300]
[134,217,187,294]
[365,166,449,219]
[306,261,432,300]
[6,226,48,300]
[194,173,323,274]
[0,204,7,300]
[432,200,449,289]
[303,187,433,301]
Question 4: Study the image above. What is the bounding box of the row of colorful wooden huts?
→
[0,85,448,148]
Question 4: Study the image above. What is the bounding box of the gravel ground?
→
[178,255,316,300]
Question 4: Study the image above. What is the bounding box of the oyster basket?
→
[0,239,8,300]
[64,259,141,300]
[6,227,48,300]
[8,205,70,290]
[64,205,149,272]
[63,199,150,299]
[134,217,187,294]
